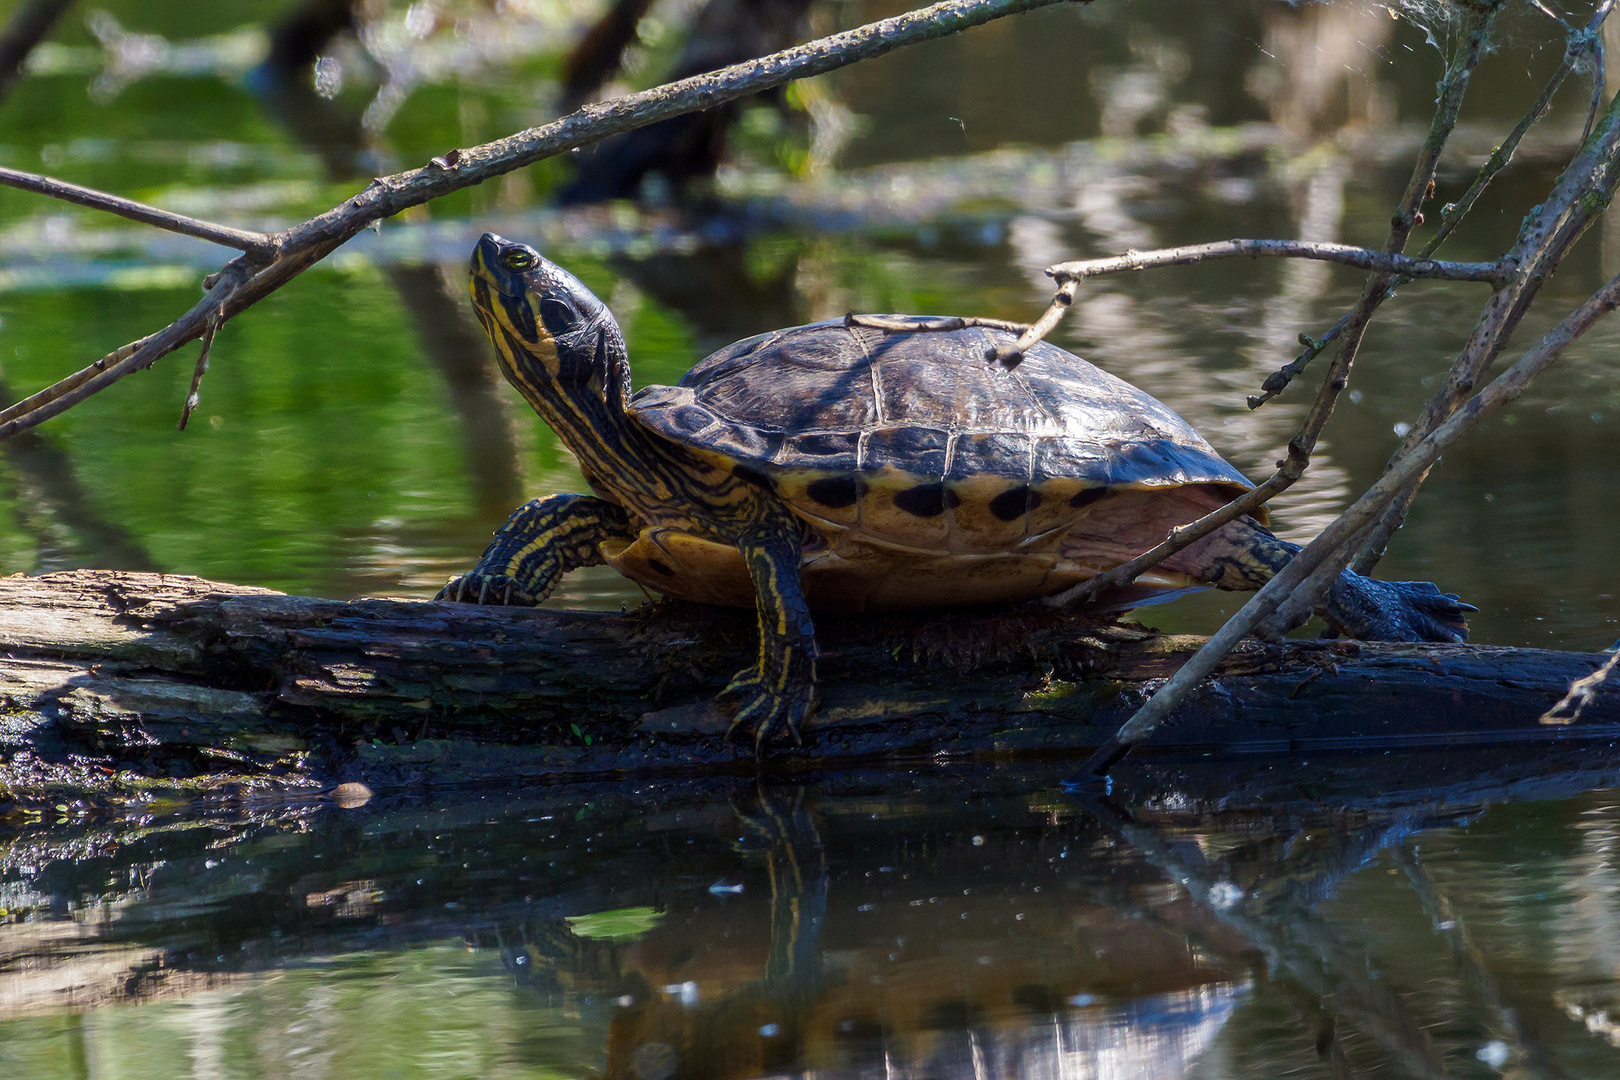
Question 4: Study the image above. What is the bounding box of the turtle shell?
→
[629,317,1256,559]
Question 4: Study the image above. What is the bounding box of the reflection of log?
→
[0,570,1615,804]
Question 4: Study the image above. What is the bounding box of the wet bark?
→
[0,570,1614,808]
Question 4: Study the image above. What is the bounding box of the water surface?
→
[1,2,1618,1076]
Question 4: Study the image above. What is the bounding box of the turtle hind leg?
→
[720,501,819,753]
[437,494,634,606]
[1169,516,1475,644]
[1321,576,1475,644]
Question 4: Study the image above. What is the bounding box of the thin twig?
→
[0,166,276,257]
[178,308,224,431]
[998,279,1077,360]
[1078,264,1620,778]
[1047,471,1287,609]
[0,0,1079,441]
[991,242,1500,366]
[844,313,1032,335]
[1528,0,1573,32]
[1047,240,1501,286]
[1540,646,1620,724]
[0,335,152,430]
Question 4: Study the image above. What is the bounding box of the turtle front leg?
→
[720,505,819,752]
[1171,516,1475,643]
[437,494,634,606]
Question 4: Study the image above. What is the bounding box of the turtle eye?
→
[502,247,537,272]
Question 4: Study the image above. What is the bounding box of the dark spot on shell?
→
[1069,487,1110,509]
[989,486,1033,522]
[893,483,947,518]
[732,464,774,491]
[806,475,859,508]
[649,559,676,577]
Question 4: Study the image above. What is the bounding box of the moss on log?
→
[0,570,1613,809]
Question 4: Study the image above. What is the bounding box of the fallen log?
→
[0,569,1614,808]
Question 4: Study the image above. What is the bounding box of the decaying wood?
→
[0,570,1614,809]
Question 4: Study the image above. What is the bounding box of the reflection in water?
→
[2,757,1620,1076]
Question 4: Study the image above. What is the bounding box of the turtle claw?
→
[436,571,538,607]
[1328,576,1475,644]
[719,670,816,754]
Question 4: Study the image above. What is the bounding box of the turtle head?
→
[469,233,631,408]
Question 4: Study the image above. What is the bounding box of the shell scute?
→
[948,432,1032,483]
[866,426,949,476]
[785,430,861,470]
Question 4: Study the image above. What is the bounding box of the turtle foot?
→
[435,571,539,606]
[1327,575,1476,644]
[718,669,817,756]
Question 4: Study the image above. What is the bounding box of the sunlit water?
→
[1,0,1619,1075]
[6,758,1620,1078]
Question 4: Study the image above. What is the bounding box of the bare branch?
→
[1046,474,1287,609]
[1079,264,1620,779]
[998,279,1077,361]
[991,242,1500,366]
[0,0,1080,440]
[1047,239,1502,286]
[0,259,256,440]
[0,166,275,257]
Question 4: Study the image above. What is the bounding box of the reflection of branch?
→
[385,265,524,515]
[996,241,1501,364]
[559,0,657,114]
[1076,796,1457,1080]
[0,0,1076,441]
[0,0,75,102]
[1393,847,1571,1080]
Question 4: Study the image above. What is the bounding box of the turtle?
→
[439,233,1473,748]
